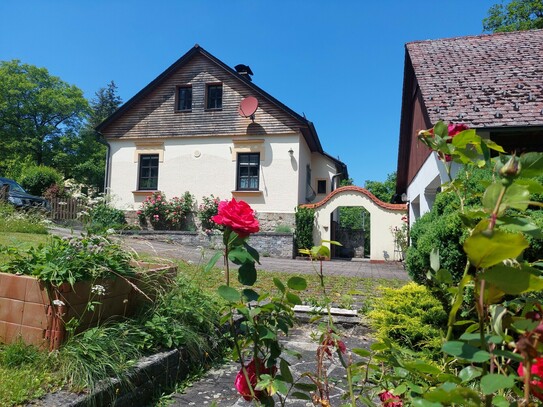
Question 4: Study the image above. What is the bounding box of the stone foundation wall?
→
[121,230,294,258]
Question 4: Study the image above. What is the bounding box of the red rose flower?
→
[447,123,469,137]
[518,357,543,401]
[211,198,259,238]
[234,358,274,401]
[379,390,403,407]
[320,329,347,357]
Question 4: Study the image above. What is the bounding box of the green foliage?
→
[18,165,63,196]
[294,206,314,250]
[85,201,127,234]
[368,282,447,356]
[274,224,292,233]
[138,191,195,230]
[364,171,397,203]
[0,235,134,285]
[197,194,220,232]
[483,0,543,32]
[0,60,88,172]
[0,203,48,234]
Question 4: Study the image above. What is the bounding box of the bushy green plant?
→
[368,282,447,356]
[19,165,63,196]
[274,224,292,233]
[197,194,220,232]
[138,191,194,230]
[0,235,134,285]
[85,201,126,234]
[294,206,314,250]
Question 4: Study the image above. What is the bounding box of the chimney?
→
[234,64,253,81]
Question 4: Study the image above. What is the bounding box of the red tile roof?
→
[301,186,406,211]
[407,29,543,128]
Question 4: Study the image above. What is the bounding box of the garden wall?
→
[120,230,295,259]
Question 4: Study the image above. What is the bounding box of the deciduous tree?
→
[483,0,543,32]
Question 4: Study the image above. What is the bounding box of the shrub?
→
[85,202,126,234]
[274,224,292,233]
[19,165,63,196]
[295,206,314,251]
[368,282,447,357]
[138,191,194,230]
[197,194,220,232]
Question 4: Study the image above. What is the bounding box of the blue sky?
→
[0,0,498,185]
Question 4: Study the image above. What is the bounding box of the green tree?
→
[483,0,543,32]
[364,171,396,203]
[68,81,122,189]
[0,60,88,173]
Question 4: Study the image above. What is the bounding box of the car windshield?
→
[2,179,26,193]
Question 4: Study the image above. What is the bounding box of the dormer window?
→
[206,83,223,110]
[176,85,192,111]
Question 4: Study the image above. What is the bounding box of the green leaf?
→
[442,341,491,362]
[228,246,252,265]
[352,348,371,357]
[279,358,293,383]
[412,399,442,407]
[291,392,312,400]
[244,242,260,264]
[519,152,543,177]
[458,366,482,383]
[496,216,543,238]
[287,276,307,291]
[286,292,302,305]
[257,326,276,340]
[403,360,442,375]
[217,285,240,302]
[434,121,448,138]
[515,177,543,194]
[241,288,259,302]
[464,229,529,269]
[294,382,317,391]
[435,269,453,285]
[204,251,222,272]
[490,305,508,338]
[481,264,543,294]
[491,395,511,407]
[238,262,257,286]
[480,374,515,395]
[272,378,289,395]
[430,248,440,272]
[273,277,286,293]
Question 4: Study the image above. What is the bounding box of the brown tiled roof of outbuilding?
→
[407,29,543,128]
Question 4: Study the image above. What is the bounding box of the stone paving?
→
[168,323,372,407]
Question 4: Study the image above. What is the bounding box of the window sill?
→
[205,108,223,112]
[232,190,263,196]
[174,109,192,113]
[132,190,157,195]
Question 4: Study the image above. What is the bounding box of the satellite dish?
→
[238,96,258,119]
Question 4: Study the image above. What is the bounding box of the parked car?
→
[0,177,50,211]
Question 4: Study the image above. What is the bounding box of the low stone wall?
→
[120,230,295,259]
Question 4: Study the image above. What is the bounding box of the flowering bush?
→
[234,358,276,401]
[197,194,221,233]
[138,191,194,230]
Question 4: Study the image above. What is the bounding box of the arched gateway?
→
[301,186,407,262]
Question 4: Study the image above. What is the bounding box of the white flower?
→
[53,299,65,306]
[106,228,115,235]
[91,284,106,296]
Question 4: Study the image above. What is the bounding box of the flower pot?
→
[0,262,177,351]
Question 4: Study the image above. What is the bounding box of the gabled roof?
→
[95,44,345,173]
[407,29,543,128]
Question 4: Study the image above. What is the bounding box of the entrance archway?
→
[301,186,407,262]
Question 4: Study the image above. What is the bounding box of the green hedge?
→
[294,206,314,251]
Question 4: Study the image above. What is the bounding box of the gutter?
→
[95,132,111,193]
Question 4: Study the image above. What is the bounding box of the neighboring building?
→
[396,29,543,223]
[96,45,347,230]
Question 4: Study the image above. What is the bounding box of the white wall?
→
[108,134,303,214]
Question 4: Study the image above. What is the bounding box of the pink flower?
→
[379,390,403,407]
[211,199,259,238]
[447,123,469,137]
[234,358,275,401]
[518,357,543,401]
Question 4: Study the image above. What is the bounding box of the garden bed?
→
[0,262,176,351]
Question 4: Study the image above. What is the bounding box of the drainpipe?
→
[331,173,343,191]
[96,132,111,194]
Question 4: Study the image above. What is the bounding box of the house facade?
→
[96,45,347,230]
[395,29,543,224]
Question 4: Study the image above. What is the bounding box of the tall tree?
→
[483,0,543,32]
[66,81,122,190]
[0,60,88,173]
[364,172,397,203]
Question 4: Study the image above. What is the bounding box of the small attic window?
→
[206,83,223,110]
[176,85,192,111]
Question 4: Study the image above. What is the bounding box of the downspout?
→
[96,132,111,193]
[331,172,343,191]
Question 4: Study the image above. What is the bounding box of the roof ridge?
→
[406,28,543,46]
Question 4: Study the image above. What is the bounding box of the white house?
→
[395,29,543,224]
[96,45,347,230]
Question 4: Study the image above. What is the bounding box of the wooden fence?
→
[49,197,86,221]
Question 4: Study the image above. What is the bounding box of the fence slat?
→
[49,197,86,221]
